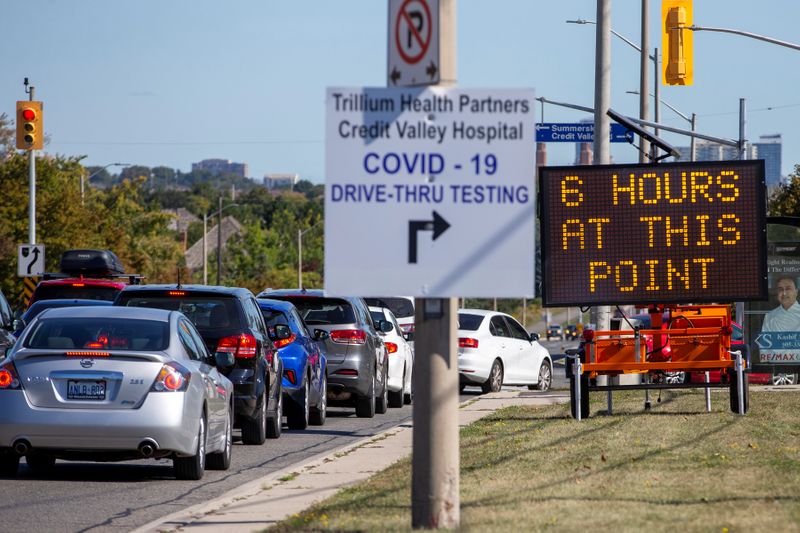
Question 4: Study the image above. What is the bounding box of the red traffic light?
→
[21,108,36,121]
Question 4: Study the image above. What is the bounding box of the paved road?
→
[3,340,575,532]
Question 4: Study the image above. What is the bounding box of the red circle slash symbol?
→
[395,0,432,65]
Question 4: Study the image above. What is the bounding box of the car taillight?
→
[459,337,479,349]
[400,324,415,333]
[386,342,398,354]
[72,283,85,287]
[168,291,186,296]
[333,369,358,376]
[66,351,110,357]
[0,361,21,390]
[330,329,367,344]
[217,333,258,359]
[273,333,297,349]
[284,369,297,385]
[151,362,190,392]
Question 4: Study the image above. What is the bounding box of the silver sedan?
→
[0,306,234,480]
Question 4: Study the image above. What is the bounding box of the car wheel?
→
[728,368,750,414]
[481,359,503,394]
[403,365,413,405]
[267,387,283,438]
[772,372,797,386]
[310,373,327,426]
[207,408,232,471]
[0,453,19,478]
[241,393,267,445]
[355,370,376,418]
[287,378,310,430]
[25,454,56,474]
[388,367,405,408]
[531,359,552,392]
[375,365,389,414]
[174,415,206,480]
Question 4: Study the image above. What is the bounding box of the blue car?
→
[257,298,327,429]
[13,299,113,337]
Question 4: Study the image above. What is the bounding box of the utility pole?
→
[411,0,459,529]
[216,196,222,286]
[591,0,612,333]
[297,228,302,288]
[638,0,650,162]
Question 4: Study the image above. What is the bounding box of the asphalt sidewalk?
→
[132,389,569,533]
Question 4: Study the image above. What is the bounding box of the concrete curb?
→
[132,390,568,533]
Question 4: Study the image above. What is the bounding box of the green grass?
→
[269,390,800,532]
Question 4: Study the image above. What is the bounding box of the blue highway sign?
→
[535,122,633,143]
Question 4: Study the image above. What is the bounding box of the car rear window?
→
[25,317,169,351]
[118,294,243,330]
[458,313,484,331]
[34,285,120,302]
[364,297,414,319]
[273,297,356,325]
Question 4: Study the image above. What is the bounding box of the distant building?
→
[674,140,757,163]
[753,134,782,188]
[575,118,593,165]
[192,159,248,178]
[264,173,299,190]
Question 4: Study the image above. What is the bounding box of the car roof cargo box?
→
[60,249,125,277]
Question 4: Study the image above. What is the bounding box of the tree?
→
[768,164,800,216]
[0,113,14,158]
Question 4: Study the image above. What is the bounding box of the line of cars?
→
[0,250,559,481]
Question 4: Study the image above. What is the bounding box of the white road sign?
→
[325,87,536,297]
[18,244,45,277]
[387,0,439,86]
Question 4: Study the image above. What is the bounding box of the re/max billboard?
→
[539,160,767,307]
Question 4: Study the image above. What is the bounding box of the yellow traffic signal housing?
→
[16,100,43,150]
[662,0,693,86]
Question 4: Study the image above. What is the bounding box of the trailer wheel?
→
[569,372,590,419]
[728,368,749,414]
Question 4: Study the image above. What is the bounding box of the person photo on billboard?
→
[762,276,800,332]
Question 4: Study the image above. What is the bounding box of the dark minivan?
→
[115,285,283,443]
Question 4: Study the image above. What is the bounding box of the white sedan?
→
[369,306,413,408]
[457,309,553,393]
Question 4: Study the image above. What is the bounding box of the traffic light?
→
[16,101,43,150]
[662,0,693,86]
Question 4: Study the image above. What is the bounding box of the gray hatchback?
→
[260,289,388,418]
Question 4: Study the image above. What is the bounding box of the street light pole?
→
[81,163,131,206]
[217,196,223,286]
[201,199,239,286]
[638,0,650,163]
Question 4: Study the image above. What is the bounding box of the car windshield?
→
[35,285,120,301]
[25,317,169,351]
[458,313,484,331]
[119,295,243,330]
[364,297,414,319]
[275,297,356,325]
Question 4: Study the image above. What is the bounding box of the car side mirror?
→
[214,351,236,371]
[314,329,330,341]
[529,332,540,342]
[378,320,393,334]
[12,318,25,333]
[270,324,292,341]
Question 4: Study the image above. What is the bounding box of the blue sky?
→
[3,1,798,183]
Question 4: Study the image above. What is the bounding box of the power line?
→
[50,139,323,146]
[699,102,800,117]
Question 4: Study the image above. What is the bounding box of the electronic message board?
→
[539,160,767,307]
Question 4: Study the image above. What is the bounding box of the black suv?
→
[260,289,388,418]
[115,285,283,443]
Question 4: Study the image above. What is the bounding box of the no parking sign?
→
[388,0,439,86]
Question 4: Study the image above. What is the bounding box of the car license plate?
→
[67,380,106,400]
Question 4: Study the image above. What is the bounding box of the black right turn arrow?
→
[408,211,450,264]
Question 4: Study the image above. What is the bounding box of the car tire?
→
[355,371,376,418]
[481,359,503,394]
[207,409,232,471]
[772,372,797,386]
[241,393,267,445]
[403,366,413,405]
[287,378,310,430]
[388,367,405,408]
[0,453,19,478]
[459,383,467,393]
[309,373,327,426]
[375,366,389,414]
[728,368,750,414]
[569,373,590,419]
[174,415,206,480]
[266,388,283,439]
[530,359,552,392]
[26,454,56,473]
